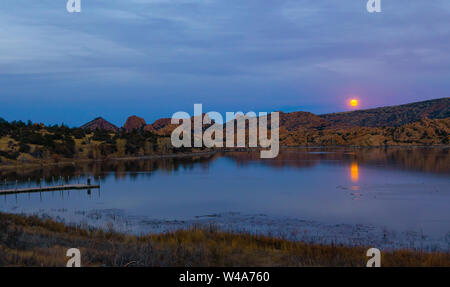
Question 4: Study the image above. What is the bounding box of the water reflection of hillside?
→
[1,147,448,182]
[0,153,220,182]
[226,147,450,175]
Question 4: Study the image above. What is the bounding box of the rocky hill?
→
[279,111,330,130]
[123,115,147,132]
[80,117,118,132]
[150,118,172,130]
[279,117,449,147]
[320,98,449,128]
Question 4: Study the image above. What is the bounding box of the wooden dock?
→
[0,184,100,195]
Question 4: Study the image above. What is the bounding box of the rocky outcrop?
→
[150,118,172,130]
[123,116,146,132]
[80,117,119,132]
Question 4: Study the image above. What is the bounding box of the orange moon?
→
[349,99,359,107]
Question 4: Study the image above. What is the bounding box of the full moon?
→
[349,99,359,107]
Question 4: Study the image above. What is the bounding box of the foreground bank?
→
[0,213,448,267]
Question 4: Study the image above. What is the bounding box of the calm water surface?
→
[1,147,449,248]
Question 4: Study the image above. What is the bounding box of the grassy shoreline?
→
[0,212,449,267]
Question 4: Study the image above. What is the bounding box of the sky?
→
[0,0,449,127]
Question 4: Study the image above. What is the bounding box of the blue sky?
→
[0,0,449,127]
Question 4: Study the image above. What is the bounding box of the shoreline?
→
[7,207,448,253]
[0,150,221,171]
[0,212,449,267]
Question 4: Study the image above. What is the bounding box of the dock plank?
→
[0,184,100,195]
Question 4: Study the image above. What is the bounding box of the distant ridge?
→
[320,98,449,128]
[80,117,119,132]
[79,98,449,132]
[278,111,329,130]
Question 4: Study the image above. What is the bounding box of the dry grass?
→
[0,136,16,151]
[0,213,449,267]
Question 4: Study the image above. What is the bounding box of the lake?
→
[1,147,449,251]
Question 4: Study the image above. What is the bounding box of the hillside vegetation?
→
[0,119,191,167]
[279,117,449,146]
